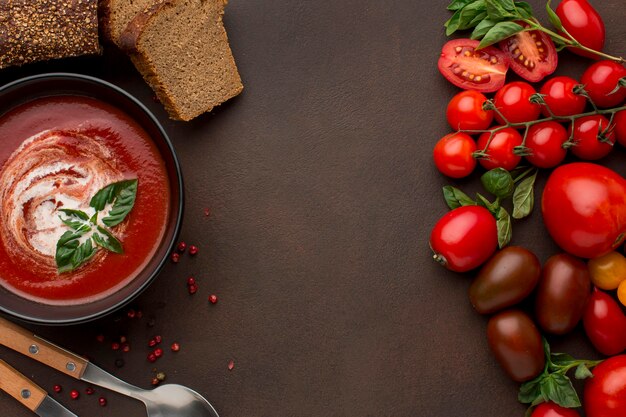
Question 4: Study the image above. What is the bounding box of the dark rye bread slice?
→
[0,0,99,69]
[99,0,163,46]
[119,0,243,121]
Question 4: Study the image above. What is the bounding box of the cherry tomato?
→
[585,355,626,417]
[618,279,626,307]
[580,61,626,108]
[588,251,626,290]
[583,288,626,356]
[535,254,590,335]
[469,246,541,315]
[487,309,545,382]
[477,128,523,170]
[499,23,557,82]
[615,110,626,147]
[429,206,497,273]
[539,76,586,117]
[446,90,494,131]
[556,0,606,60]
[525,121,568,168]
[531,402,580,417]
[433,132,477,178]
[569,115,615,160]
[494,82,541,124]
[541,163,626,259]
[438,39,509,93]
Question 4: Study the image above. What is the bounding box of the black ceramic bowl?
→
[0,73,183,324]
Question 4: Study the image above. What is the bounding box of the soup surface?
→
[0,95,170,305]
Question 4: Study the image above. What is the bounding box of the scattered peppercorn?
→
[111,342,120,351]
[98,397,107,407]
[136,310,143,319]
[154,335,162,344]
[70,390,80,400]
[151,377,160,386]
[148,338,157,348]
[228,360,235,371]
[208,294,218,304]
[154,348,163,358]
[204,207,211,217]
[156,371,166,382]
[171,252,180,263]
[127,309,136,319]
[188,284,198,295]
[122,343,131,353]
[96,334,105,343]
[85,387,95,395]
[189,245,198,256]
[171,342,180,352]
[53,385,62,394]
[187,277,196,286]
[147,353,157,363]
[177,242,187,253]
[119,336,127,344]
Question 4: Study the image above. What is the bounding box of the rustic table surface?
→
[0,1,624,416]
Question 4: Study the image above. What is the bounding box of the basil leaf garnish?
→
[90,179,138,227]
[481,168,514,199]
[512,170,537,219]
[92,226,123,254]
[56,230,96,273]
[442,186,476,209]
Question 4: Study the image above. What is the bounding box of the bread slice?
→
[99,0,164,46]
[0,0,100,69]
[118,0,243,121]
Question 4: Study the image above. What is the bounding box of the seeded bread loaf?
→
[0,0,100,69]
[118,0,243,121]
[99,0,164,46]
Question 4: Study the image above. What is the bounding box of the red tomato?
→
[556,0,606,60]
[569,115,615,160]
[525,121,568,168]
[494,82,541,124]
[438,39,509,93]
[446,90,494,131]
[584,355,626,417]
[542,163,626,259]
[539,76,587,117]
[477,128,523,171]
[615,110,626,147]
[430,206,498,273]
[580,61,626,108]
[499,23,557,82]
[583,288,626,356]
[531,402,580,417]
[433,132,477,178]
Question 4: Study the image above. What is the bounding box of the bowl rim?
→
[0,72,184,325]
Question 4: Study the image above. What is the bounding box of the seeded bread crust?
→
[0,0,100,69]
[118,0,243,121]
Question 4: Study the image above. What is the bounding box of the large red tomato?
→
[585,355,626,417]
[542,163,626,259]
[556,0,606,59]
[532,402,579,417]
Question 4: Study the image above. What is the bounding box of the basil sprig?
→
[442,167,537,248]
[55,179,138,273]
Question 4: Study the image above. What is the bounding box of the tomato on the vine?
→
[542,163,626,259]
[615,110,626,147]
[585,355,626,417]
[493,82,541,124]
[539,76,586,117]
[499,24,557,83]
[438,39,509,93]
[525,121,568,168]
[446,90,493,131]
[556,0,606,60]
[580,61,626,108]
[477,128,523,171]
[429,205,497,273]
[433,132,477,178]
[569,115,615,160]
[531,402,579,417]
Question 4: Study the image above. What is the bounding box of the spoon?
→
[0,316,220,417]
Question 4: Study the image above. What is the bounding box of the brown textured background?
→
[0,1,625,416]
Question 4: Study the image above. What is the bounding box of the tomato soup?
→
[0,96,170,305]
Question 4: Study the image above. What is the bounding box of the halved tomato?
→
[438,39,509,93]
[499,23,557,82]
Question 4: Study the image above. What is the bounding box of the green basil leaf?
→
[496,206,512,248]
[467,10,488,28]
[442,186,476,209]
[90,179,138,227]
[471,18,498,39]
[539,373,581,408]
[457,1,487,32]
[518,375,543,404]
[500,0,516,10]
[445,9,463,34]
[574,363,594,380]
[58,209,92,232]
[514,1,534,19]
[478,21,525,48]
[56,230,94,273]
[447,0,475,11]
[93,226,123,254]
[550,352,576,367]
[546,0,563,31]
[69,239,97,271]
[58,209,89,221]
[481,168,514,198]
[512,170,537,219]
[484,0,517,20]
[476,192,499,215]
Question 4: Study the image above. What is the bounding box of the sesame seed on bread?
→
[118,0,243,121]
[0,0,100,69]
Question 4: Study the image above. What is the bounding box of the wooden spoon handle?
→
[0,316,87,379]
[0,359,47,411]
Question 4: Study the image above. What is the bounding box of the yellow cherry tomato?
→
[588,251,626,290]
[618,279,626,307]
